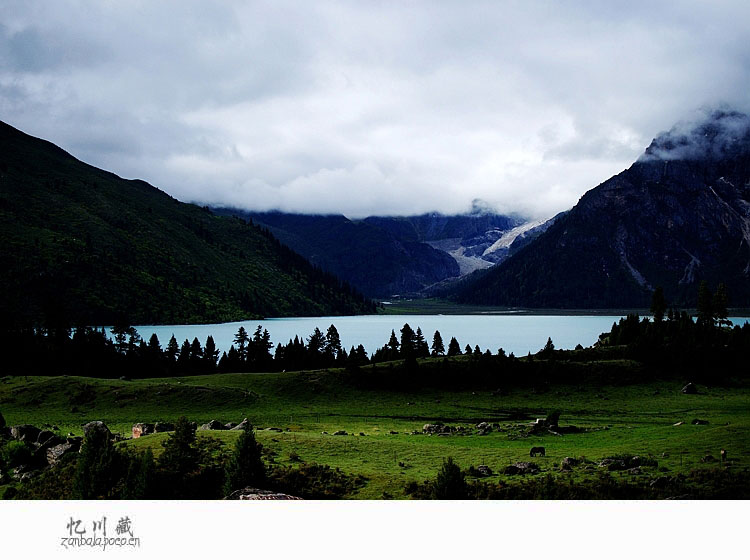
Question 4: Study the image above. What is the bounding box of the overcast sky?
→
[2,1,749,219]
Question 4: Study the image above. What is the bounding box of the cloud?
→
[2,1,750,219]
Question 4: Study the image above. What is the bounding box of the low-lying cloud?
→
[2,1,750,219]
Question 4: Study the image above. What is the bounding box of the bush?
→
[432,457,468,499]
[268,463,366,499]
[1,440,34,469]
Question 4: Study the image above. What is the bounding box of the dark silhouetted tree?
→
[431,330,445,356]
[650,286,666,323]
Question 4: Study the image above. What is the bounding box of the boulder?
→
[673,421,685,426]
[476,465,493,477]
[422,423,443,434]
[681,383,698,394]
[476,422,490,430]
[701,455,717,463]
[10,424,41,442]
[231,418,250,431]
[132,423,154,438]
[627,467,642,475]
[225,487,303,500]
[35,430,57,446]
[154,422,174,433]
[503,462,540,475]
[265,427,283,432]
[82,421,111,440]
[599,458,627,471]
[46,442,77,466]
[224,422,238,430]
[199,420,226,431]
[691,418,709,425]
[560,457,580,470]
[389,430,398,435]
[333,430,348,436]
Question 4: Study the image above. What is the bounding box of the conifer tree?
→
[431,330,445,356]
[447,337,462,356]
[650,286,666,323]
[224,423,266,495]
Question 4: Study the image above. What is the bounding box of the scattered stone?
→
[529,446,546,457]
[673,421,685,426]
[389,430,398,435]
[225,487,303,500]
[154,422,174,433]
[333,430,348,436]
[691,419,709,425]
[650,476,671,489]
[599,458,627,471]
[35,430,57,446]
[423,423,442,434]
[503,462,540,475]
[321,431,328,435]
[199,420,226,431]
[10,424,41,442]
[681,383,698,394]
[359,432,366,436]
[224,422,238,430]
[231,419,250,431]
[701,455,717,463]
[477,465,493,477]
[265,427,283,432]
[627,467,642,475]
[82,421,111,440]
[560,457,579,470]
[47,442,77,466]
[132,423,155,438]
[661,452,669,458]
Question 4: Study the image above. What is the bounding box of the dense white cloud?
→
[2,1,749,219]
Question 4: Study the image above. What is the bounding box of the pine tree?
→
[325,324,342,358]
[650,286,666,323]
[224,423,266,495]
[73,426,118,499]
[712,283,730,327]
[387,330,400,354]
[234,326,250,362]
[159,416,199,476]
[400,323,416,358]
[431,330,445,356]
[697,281,713,327]
[415,327,430,358]
[204,336,219,370]
[447,337,462,356]
[166,335,179,362]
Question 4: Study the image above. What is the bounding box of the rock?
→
[231,418,250,431]
[333,430,348,436]
[422,423,443,434]
[224,422,238,430]
[701,455,717,463]
[199,420,226,431]
[681,383,698,394]
[154,422,174,433]
[389,430,398,435]
[36,432,64,452]
[10,424,41,442]
[132,423,155,438]
[35,430,57,446]
[691,418,709,425]
[599,458,627,471]
[66,436,82,447]
[650,476,671,489]
[359,432,366,436]
[503,462,539,475]
[476,422,490,430]
[82,421,111,440]
[627,467,642,475]
[673,421,685,426]
[560,457,579,470]
[47,442,77,466]
[225,487,303,500]
[119,376,131,381]
[265,427,283,432]
[477,465,493,477]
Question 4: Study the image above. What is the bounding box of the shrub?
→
[432,457,468,499]
[1,440,34,469]
[224,423,266,495]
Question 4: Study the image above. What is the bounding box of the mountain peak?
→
[639,107,750,163]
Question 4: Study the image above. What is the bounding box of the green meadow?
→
[2,356,747,499]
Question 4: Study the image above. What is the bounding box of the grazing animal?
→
[530,446,546,457]
[721,449,727,463]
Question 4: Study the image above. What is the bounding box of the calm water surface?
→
[133,315,750,357]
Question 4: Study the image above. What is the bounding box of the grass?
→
[2,361,749,499]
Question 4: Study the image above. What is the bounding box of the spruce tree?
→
[325,324,342,358]
[447,337,462,356]
[712,283,730,327]
[431,330,445,356]
[650,286,666,323]
[432,457,468,499]
[697,281,713,327]
[224,423,266,495]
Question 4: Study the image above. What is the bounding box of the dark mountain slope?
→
[212,209,459,297]
[457,110,750,308]
[0,121,374,326]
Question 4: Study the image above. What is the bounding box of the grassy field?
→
[2,356,748,499]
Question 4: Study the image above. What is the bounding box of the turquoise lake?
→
[133,314,750,357]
